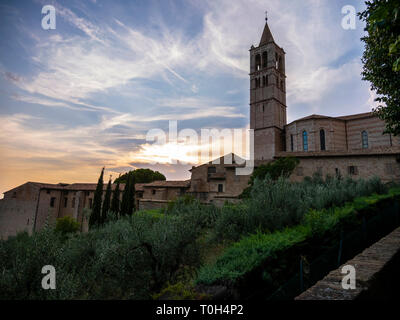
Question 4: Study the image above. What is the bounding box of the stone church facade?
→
[250,18,400,183]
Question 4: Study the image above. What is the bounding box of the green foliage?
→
[110,181,120,216]
[240,157,299,198]
[196,189,400,287]
[152,281,209,300]
[115,168,166,184]
[165,195,196,214]
[359,0,400,135]
[0,207,208,299]
[55,216,80,235]
[120,171,135,216]
[89,167,104,229]
[214,175,387,242]
[101,179,112,224]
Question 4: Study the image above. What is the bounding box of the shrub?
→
[213,175,388,241]
[196,189,400,289]
[240,157,300,198]
[0,203,209,299]
[55,216,80,235]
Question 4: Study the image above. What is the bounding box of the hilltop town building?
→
[1,17,400,239]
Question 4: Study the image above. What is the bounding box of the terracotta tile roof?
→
[336,112,374,121]
[190,153,247,171]
[143,180,191,188]
[287,112,375,126]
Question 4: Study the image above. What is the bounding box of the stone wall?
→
[296,226,400,300]
[138,199,169,211]
[0,199,36,239]
[291,154,400,183]
[346,116,393,151]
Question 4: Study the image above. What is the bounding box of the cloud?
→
[0,0,373,195]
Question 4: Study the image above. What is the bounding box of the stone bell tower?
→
[250,14,287,160]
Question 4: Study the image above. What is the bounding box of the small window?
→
[255,54,261,71]
[64,197,68,208]
[362,131,368,149]
[320,129,326,151]
[303,131,308,151]
[12,192,16,198]
[278,56,283,72]
[218,184,224,193]
[348,166,358,175]
[72,198,75,208]
[262,105,265,113]
[46,190,50,194]
[88,198,93,209]
[152,189,156,195]
[50,197,56,208]
[280,80,284,91]
[208,167,217,174]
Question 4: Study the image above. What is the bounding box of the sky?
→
[0,0,377,197]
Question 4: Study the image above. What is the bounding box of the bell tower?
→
[250,14,287,160]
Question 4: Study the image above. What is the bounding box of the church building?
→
[250,16,400,182]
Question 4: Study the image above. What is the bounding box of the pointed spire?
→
[259,14,274,46]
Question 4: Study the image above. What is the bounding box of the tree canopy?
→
[359,0,400,135]
[114,168,166,184]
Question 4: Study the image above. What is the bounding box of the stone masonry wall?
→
[296,226,400,300]
[0,199,36,239]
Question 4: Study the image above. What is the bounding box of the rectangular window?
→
[64,197,68,208]
[72,198,75,208]
[208,167,217,174]
[348,166,358,175]
[88,198,93,209]
[50,197,56,208]
[218,184,224,193]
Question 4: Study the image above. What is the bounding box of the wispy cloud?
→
[0,0,372,195]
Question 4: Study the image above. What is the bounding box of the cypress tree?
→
[89,167,104,229]
[120,171,131,216]
[127,172,136,215]
[101,178,112,224]
[110,180,120,217]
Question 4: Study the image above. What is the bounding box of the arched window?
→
[362,131,368,149]
[255,54,261,71]
[262,51,268,68]
[320,129,326,151]
[303,131,308,151]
